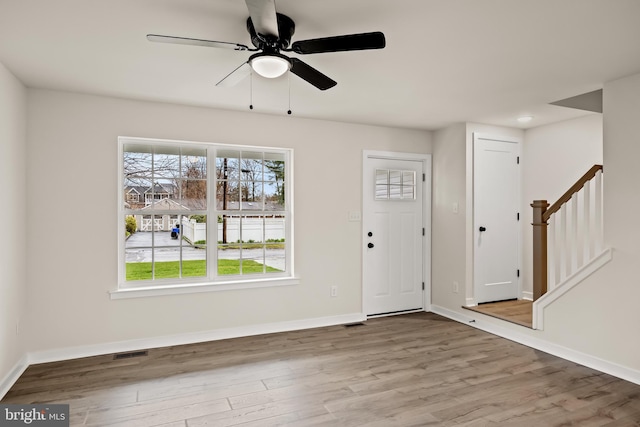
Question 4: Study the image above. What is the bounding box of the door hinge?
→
[422,228,425,236]
[422,282,425,290]
[517,212,520,221]
[422,173,426,182]
[517,269,520,277]
[517,156,520,164]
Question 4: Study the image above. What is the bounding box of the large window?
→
[118,137,292,292]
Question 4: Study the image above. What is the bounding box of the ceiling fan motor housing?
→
[247,13,295,50]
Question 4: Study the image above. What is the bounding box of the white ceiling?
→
[1,0,639,131]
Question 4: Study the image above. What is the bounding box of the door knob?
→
[368,243,374,248]
[479,226,486,232]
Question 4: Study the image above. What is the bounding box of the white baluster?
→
[583,179,592,262]
[594,170,603,253]
[570,192,579,274]
[558,205,567,282]
[548,215,556,291]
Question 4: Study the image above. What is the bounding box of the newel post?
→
[531,200,550,300]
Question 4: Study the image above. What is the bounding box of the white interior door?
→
[363,154,425,316]
[473,134,521,303]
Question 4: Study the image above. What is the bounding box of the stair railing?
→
[531,165,603,300]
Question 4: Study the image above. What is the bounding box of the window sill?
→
[110,277,300,300]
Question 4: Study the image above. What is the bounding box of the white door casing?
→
[473,134,521,304]
[362,151,431,316]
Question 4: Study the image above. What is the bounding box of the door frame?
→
[362,150,432,315]
[469,133,523,306]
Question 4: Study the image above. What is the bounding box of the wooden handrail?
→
[542,165,603,222]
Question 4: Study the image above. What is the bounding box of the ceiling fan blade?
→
[290,58,336,91]
[147,34,250,51]
[291,31,386,54]
[216,62,252,87]
[245,0,279,38]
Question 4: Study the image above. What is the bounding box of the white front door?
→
[473,134,521,303]
[363,153,427,316]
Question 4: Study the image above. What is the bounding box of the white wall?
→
[0,62,27,387]
[521,114,603,295]
[432,124,467,310]
[24,89,432,354]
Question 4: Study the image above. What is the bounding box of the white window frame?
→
[112,136,298,300]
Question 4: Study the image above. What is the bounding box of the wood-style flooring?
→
[3,312,640,426]
[463,300,533,328]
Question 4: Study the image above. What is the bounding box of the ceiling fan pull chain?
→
[287,71,292,115]
[249,70,254,110]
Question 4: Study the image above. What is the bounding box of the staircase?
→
[530,165,612,329]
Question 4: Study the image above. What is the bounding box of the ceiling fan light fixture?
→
[250,54,291,78]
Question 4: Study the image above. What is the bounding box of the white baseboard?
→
[0,355,29,400]
[27,312,366,365]
[430,304,640,386]
[1,312,365,399]
[521,291,533,301]
[465,297,476,307]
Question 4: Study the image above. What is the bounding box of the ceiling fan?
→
[147,0,386,90]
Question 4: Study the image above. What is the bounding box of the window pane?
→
[402,184,415,199]
[266,217,285,273]
[153,247,181,279]
[218,243,239,276]
[390,185,402,199]
[181,150,207,179]
[375,185,388,200]
[217,180,240,210]
[402,171,416,200]
[242,180,263,210]
[153,152,180,181]
[124,178,152,210]
[241,152,264,181]
[403,171,416,186]
[217,151,240,181]
[241,220,265,275]
[242,216,264,243]
[179,179,207,210]
[375,169,389,200]
[123,149,152,179]
[243,249,266,275]
[264,181,284,210]
[181,214,207,278]
[389,170,402,185]
[264,154,285,182]
[376,169,388,185]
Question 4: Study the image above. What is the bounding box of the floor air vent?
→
[344,322,365,328]
[113,350,149,360]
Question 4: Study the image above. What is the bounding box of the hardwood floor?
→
[463,300,533,328]
[3,312,640,426]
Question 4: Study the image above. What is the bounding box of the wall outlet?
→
[330,286,338,297]
[348,211,361,222]
[452,202,459,214]
[453,281,459,294]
